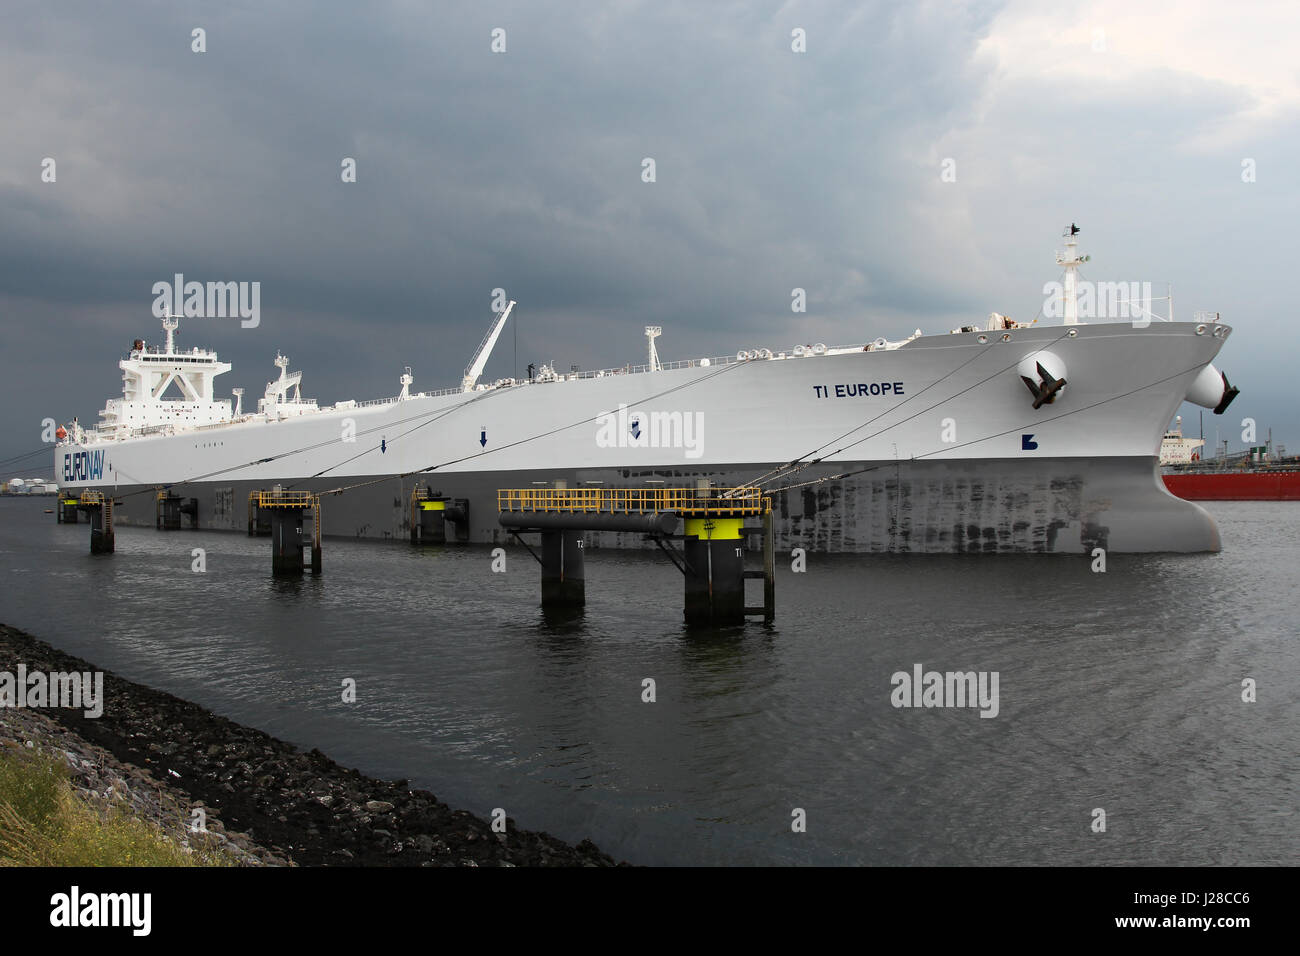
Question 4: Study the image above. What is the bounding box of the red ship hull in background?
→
[1159,417,1299,500]
[1163,470,1300,500]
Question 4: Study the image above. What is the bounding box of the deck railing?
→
[497,486,769,516]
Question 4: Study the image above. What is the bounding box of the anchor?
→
[1021,361,1066,409]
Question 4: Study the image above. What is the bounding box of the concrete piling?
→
[416,498,446,544]
[251,490,322,576]
[57,497,79,523]
[271,509,305,575]
[497,484,773,626]
[682,517,746,626]
[75,491,114,554]
[411,487,471,545]
[157,492,182,530]
[540,529,586,607]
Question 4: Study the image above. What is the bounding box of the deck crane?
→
[461,300,516,392]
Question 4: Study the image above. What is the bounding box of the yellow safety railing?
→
[497,486,770,517]
[249,490,319,509]
[248,490,321,547]
[79,490,105,505]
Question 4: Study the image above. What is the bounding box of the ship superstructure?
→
[1159,417,1206,465]
[86,313,233,441]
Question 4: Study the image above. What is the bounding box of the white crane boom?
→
[461,300,515,392]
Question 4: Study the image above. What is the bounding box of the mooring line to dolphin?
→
[306,356,740,483]
[0,445,56,474]
[735,340,995,490]
[82,350,748,507]
[742,328,1077,492]
[99,388,502,506]
[318,359,750,497]
[769,359,1210,495]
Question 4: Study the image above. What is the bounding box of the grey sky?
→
[2,0,1296,475]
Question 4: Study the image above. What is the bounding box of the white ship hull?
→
[56,322,1232,553]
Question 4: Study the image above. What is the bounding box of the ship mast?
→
[1056,224,1090,325]
[645,326,662,372]
[162,311,179,353]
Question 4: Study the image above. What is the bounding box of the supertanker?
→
[53,228,1241,553]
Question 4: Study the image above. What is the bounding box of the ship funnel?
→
[1185,363,1239,415]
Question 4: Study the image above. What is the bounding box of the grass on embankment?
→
[0,744,237,866]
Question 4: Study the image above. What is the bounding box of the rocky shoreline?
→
[0,623,621,866]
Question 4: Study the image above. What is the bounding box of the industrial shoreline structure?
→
[53,229,1241,555]
[59,478,776,625]
[496,485,775,625]
[248,490,322,575]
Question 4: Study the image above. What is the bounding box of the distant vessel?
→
[54,227,1242,552]
[1159,417,1206,466]
[1162,423,1300,500]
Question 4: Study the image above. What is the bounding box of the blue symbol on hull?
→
[1021,434,1038,450]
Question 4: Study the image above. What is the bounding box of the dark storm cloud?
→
[1,0,1296,469]
[2,1,998,312]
